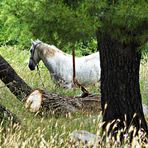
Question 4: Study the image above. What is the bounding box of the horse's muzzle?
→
[29,59,35,70]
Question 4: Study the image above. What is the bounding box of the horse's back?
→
[75,52,100,85]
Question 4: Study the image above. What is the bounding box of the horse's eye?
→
[30,49,33,53]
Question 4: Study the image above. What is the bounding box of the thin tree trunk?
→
[97,31,148,135]
[0,104,20,124]
[0,55,32,100]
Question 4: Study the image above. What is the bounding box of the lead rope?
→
[36,64,45,88]
[72,48,90,97]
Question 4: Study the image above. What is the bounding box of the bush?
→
[0,0,98,51]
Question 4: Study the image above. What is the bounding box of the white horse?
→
[29,40,101,88]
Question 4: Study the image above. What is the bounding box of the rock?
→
[143,104,148,118]
[69,130,100,147]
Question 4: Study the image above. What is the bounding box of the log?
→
[25,89,101,114]
[24,89,148,117]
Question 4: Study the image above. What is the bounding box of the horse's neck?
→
[39,46,71,73]
[47,52,71,66]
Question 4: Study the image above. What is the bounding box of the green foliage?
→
[0,0,98,50]
[141,42,148,62]
[0,0,147,51]
[98,0,148,46]
[0,0,33,47]
[74,39,98,56]
[61,38,97,56]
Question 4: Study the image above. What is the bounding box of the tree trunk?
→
[0,55,32,100]
[97,31,148,135]
[0,104,20,124]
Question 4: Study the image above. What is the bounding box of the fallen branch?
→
[0,55,32,100]
[24,89,148,117]
[25,89,101,114]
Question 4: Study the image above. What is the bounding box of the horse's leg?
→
[63,83,73,89]
[51,77,72,89]
[58,80,73,89]
[50,73,73,89]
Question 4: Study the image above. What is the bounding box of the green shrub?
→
[0,0,98,51]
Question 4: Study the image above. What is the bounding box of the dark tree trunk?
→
[97,32,148,134]
[0,55,32,100]
[0,104,20,124]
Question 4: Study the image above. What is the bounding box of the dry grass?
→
[0,46,148,147]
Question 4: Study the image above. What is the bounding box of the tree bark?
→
[25,89,101,115]
[0,104,20,124]
[43,94,101,114]
[97,31,148,135]
[0,55,32,100]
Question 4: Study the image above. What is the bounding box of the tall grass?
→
[0,46,147,147]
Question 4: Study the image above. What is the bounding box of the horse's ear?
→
[37,39,41,43]
[31,39,34,44]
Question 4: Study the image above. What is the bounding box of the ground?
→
[0,46,147,147]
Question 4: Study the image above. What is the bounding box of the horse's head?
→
[29,39,42,70]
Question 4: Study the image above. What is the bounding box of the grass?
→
[0,46,148,147]
[140,54,148,105]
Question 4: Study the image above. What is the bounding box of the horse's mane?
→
[49,44,62,52]
[41,42,69,56]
